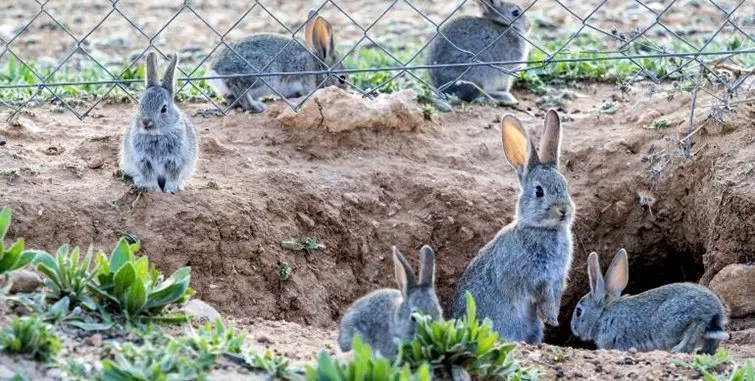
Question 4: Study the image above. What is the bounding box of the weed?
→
[595,102,618,115]
[398,292,537,380]
[8,293,112,331]
[281,237,326,254]
[0,207,38,284]
[649,119,670,129]
[672,349,737,380]
[246,350,296,380]
[306,336,431,381]
[90,238,195,322]
[278,263,293,282]
[421,104,436,120]
[33,244,100,309]
[0,315,62,362]
[550,347,566,363]
[184,318,245,357]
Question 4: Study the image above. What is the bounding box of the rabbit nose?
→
[142,118,155,129]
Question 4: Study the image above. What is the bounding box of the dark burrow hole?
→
[548,245,706,349]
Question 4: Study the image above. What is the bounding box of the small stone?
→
[180,299,221,322]
[297,213,315,228]
[87,155,105,169]
[256,335,273,344]
[628,347,638,354]
[84,334,103,347]
[460,226,475,242]
[8,270,41,293]
[342,192,359,205]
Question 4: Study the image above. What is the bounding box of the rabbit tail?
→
[701,313,728,354]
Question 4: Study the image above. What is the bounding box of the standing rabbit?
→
[571,249,728,354]
[209,10,349,113]
[426,0,531,105]
[120,52,198,193]
[451,110,573,344]
[338,245,443,358]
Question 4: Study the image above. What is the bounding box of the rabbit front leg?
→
[534,281,560,327]
[132,158,160,191]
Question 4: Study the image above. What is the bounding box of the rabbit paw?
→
[490,91,518,106]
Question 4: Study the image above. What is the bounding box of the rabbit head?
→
[304,10,349,90]
[479,0,531,34]
[571,249,629,341]
[137,52,181,135]
[501,110,574,229]
[391,245,443,341]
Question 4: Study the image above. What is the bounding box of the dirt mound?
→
[1,85,754,347]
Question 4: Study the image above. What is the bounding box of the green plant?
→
[398,292,536,380]
[306,336,431,381]
[246,350,296,380]
[33,245,100,309]
[649,118,670,129]
[669,349,755,381]
[184,318,245,357]
[0,315,62,362]
[90,238,194,321]
[8,293,112,331]
[0,207,38,283]
[281,237,326,254]
[278,263,292,282]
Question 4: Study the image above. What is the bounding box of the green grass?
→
[672,349,755,381]
[0,315,62,362]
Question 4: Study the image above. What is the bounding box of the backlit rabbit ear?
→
[605,249,629,298]
[311,16,334,60]
[161,53,179,96]
[418,245,435,287]
[304,10,318,51]
[393,246,417,297]
[501,114,539,180]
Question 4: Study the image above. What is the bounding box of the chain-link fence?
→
[0,0,753,152]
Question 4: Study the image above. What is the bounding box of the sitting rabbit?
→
[571,249,729,353]
[426,0,531,105]
[209,10,349,113]
[338,245,442,358]
[120,52,198,193]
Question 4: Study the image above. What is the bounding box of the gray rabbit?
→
[209,10,348,113]
[426,0,531,105]
[338,245,443,358]
[119,52,198,193]
[450,110,573,344]
[571,249,729,354]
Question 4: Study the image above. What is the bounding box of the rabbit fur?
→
[571,249,729,354]
[120,52,198,193]
[426,0,531,105]
[209,10,348,113]
[450,110,574,344]
[338,245,442,358]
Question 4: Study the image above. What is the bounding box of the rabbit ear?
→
[161,53,179,96]
[417,245,435,287]
[393,246,417,296]
[538,109,562,167]
[310,16,334,60]
[304,10,317,49]
[604,249,629,297]
[587,252,605,301]
[145,52,160,88]
[501,114,539,179]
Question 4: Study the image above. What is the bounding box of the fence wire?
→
[0,0,753,153]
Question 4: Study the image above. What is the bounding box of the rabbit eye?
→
[576,306,583,317]
[161,105,167,113]
[512,9,521,17]
[535,185,544,198]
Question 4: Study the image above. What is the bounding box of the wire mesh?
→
[0,0,753,153]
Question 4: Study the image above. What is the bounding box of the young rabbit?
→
[450,110,573,344]
[426,0,531,105]
[209,10,349,113]
[571,249,728,354]
[120,52,198,193]
[338,245,443,358]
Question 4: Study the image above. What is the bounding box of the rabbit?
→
[426,0,531,105]
[571,249,729,354]
[209,10,349,113]
[119,52,198,193]
[338,245,443,358]
[450,110,573,345]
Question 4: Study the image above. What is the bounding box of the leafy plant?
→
[278,263,292,282]
[306,336,431,381]
[184,318,245,357]
[649,118,670,129]
[7,294,112,331]
[0,207,38,283]
[398,292,536,380]
[90,238,194,321]
[33,244,100,309]
[0,315,62,362]
[670,349,755,381]
[245,350,296,380]
[281,237,326,254]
